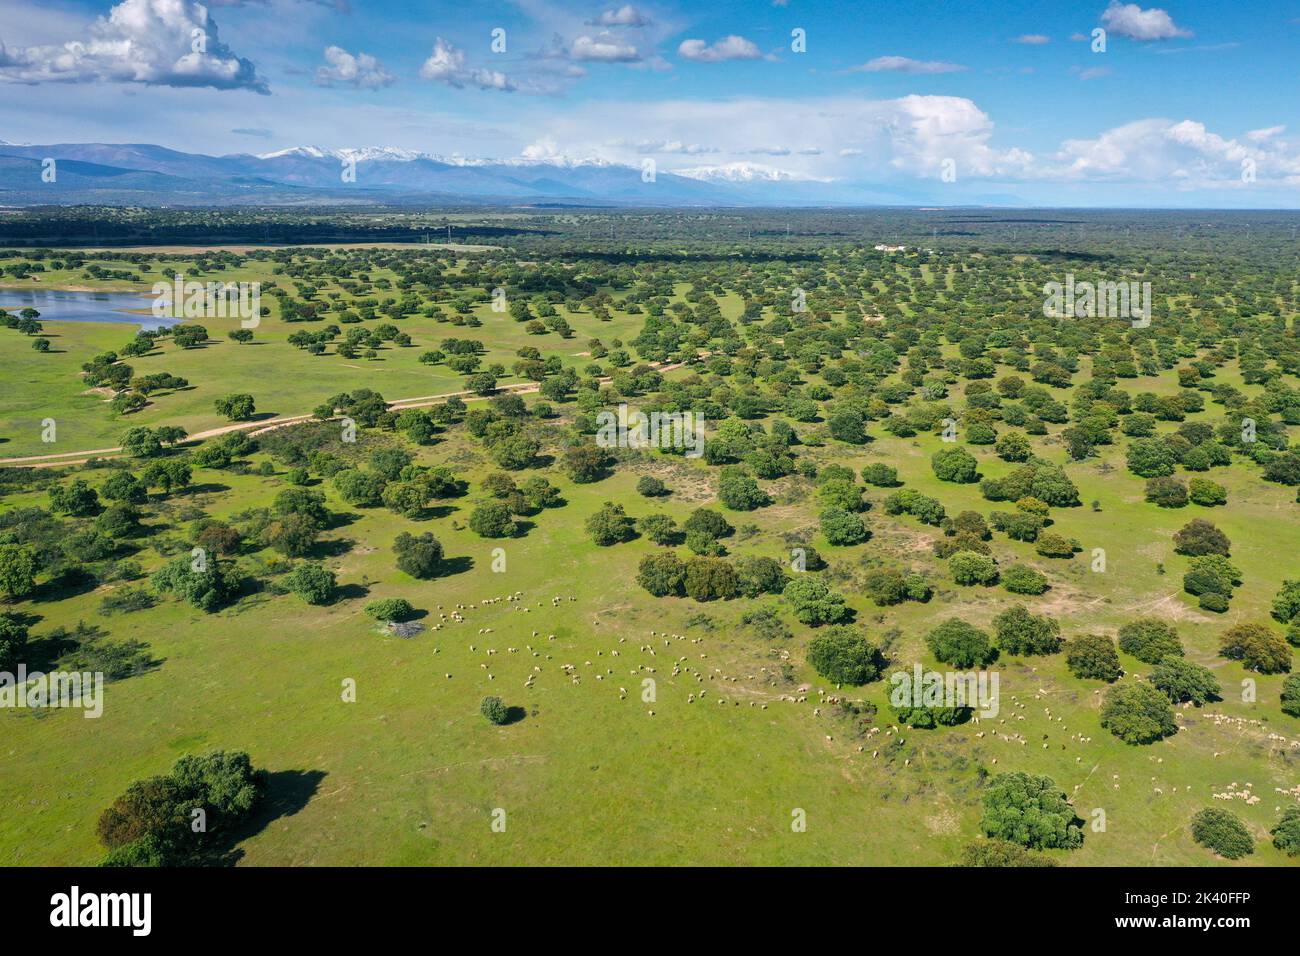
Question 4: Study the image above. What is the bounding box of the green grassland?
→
[1,398,1297,866]
[0,255,650,457]
[1,239,1298,867]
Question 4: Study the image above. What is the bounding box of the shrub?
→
[993,605,1062,656]
[716,466,769,511]
[783,577,851,626]
[636,476,666,497]
[1271,580,1300,625]
[1144,476,1188,508]
[980,772,1083,850]
[480,696,509,725]
[585,502,636,546]
[683,508,733,540]
[1271,806,1300,856]
[1034,532,1075,558]
[1219,622,1291,674]
[1173,519,1230,556]
[817,479,865,513]
[862,568,908,606]
[393,532,442,579]
[1199,592,1229,613]
[949,551,999,586]
[883,489,946,526]
[1126,438,1178,478]
[1100,682,1178,744]
[1188,478,1227,506]
[932,446,980,483]
[637,514,679,546]
[469,501,517,539]
[99,586,157,616]
[861,463,899,487]
[96,751,264,865]
[735,556,787,598]
[958,839,1056,867]
[0,615,28,672]
[1117,619,1183,663]
[1183,554,1241,599]
[819,508,869,546]
[1150,657,1220,705]
[682,556,738,602]
[1002,564,1049,595]
[0,543,39,599]
[933,531,990,560]
[152,556,233,613]
[284,563,336,605]
[926,619,996,668]
[904,573,932,602]
[1280,674,1300,718]
[214,393,256,421]
[1190,808,1253,860]
[891,700,971,729]
[638,552,685,597]
[364,598,415,622]
[1065,634,1122,681]
[807,626,884,685]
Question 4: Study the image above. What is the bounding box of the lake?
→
[0,288,180,331]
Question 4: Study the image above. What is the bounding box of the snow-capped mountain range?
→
[0,141,958,207]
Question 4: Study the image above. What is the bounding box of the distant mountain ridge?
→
[0,142,957,207]
[0,142,741,207]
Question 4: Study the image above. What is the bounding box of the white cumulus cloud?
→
[591,5,651,27]
[0,0,266,92]
[1051,118,1300,187]
[1099,2,1193,40]
[570,34,640,62]
[419,37,514,91]
[314,46,394,89]
[678,36,763,63]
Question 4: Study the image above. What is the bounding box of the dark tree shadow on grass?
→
[502,706,527,726]
[326,511,361,531]
[334,582,369,602]
[183,482,231,496]
[203,769,328,866]
[31,568,99,603]
[19,624,89,671]
[439,555,474,577]
[310,537,356,559]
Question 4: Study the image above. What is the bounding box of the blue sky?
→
[1,0,1299,205]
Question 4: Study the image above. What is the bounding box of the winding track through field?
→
[0,355,701,469]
